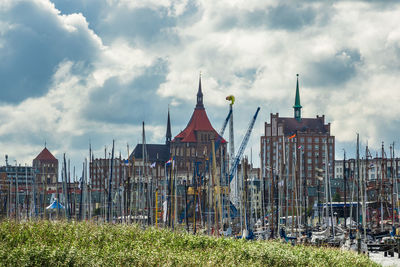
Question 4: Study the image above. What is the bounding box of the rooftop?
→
[33,147,58,162]
[173,76,226,143]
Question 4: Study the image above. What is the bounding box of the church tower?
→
[166,107,172,146]
[293,74,302,122]
[171,74,226,178]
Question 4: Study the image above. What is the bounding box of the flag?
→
[288,134,296,140]
[150,162,156,168]
[298,145,302,149]
[166,158,172,165]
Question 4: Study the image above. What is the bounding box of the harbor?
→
[1,76,400,265]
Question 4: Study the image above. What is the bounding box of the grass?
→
[0,220,379,266]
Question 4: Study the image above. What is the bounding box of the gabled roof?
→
[278,117,328,135]
[173,108,226,143]
[34,147,58,162]
[173,75,226,143]
[130,144,169,163]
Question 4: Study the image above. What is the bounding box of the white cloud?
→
[1,0,400,169]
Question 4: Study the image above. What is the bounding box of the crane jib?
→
[228,107,260,183]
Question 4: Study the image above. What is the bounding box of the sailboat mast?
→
[356,134,360,238]
[391,143,395,228]
[343,150,347,228]
[380,142,384,232]
[107,140,115,222]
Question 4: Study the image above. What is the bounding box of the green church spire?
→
[293,74,302,121]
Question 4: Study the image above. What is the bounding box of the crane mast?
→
[229,107,260,208]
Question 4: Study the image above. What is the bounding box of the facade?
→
[129,110,172,183]
[32,147,59,191]
[260,75,335,208]
[0,165,34,191]
[0,165,35,217]
[237,158,262,225]
[90,157,127,192]
[171,77,227,181]
[335,157,400,181]
[334,156,400,201]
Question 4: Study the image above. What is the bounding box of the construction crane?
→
[228,107,260,183]
[219,107,232,137]
[228,107,260,212]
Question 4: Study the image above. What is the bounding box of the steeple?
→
[196,73,204,109]
[293,74,302,122]
[166,106,171,145]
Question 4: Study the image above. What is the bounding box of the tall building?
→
[0,165,34,191]
[171,76,227,181]
[0,164,34,217]
[32,147,59,190]
[260,75,335,207]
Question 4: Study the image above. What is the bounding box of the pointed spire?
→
[166,106,171,145]
[196,72,204,109]
[293,74,302,121]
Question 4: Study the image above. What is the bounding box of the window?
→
[300,137,305,143]
[315,145,319,150]
[307,137,312,143]
[307,144,312,150]
[315,137,319,142]
[307,158,312,164]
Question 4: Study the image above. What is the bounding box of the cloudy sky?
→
[0,0,400,170]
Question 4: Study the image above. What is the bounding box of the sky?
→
[0,0,400,171]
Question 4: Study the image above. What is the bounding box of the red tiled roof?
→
[34,147,57,161]
[174,108,226,143]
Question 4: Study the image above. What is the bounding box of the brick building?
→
[171,76,227,181]
[32,147,59,191]
[260,75,335,209]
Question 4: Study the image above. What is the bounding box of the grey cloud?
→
[83,58,172,125]
[52,0,200,37]
[217,3,321,32]
[0,1,100,103]
[99,7,177,45]
[304,49,362,88]
[235,68,258,83]
[265,4,317,31]
[52,1,194,47]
